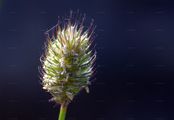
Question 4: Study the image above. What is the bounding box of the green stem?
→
[58,103,68,120]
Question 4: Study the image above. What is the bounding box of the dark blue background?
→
[0,0,174,120]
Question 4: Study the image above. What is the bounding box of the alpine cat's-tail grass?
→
[39,11,96,120]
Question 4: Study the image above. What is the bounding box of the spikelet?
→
[39,12,96,105]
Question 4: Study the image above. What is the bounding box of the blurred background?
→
[0,0,174,120]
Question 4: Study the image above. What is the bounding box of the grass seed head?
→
[39,11,96,105]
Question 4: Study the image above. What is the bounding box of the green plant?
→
[39,11,96,120]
